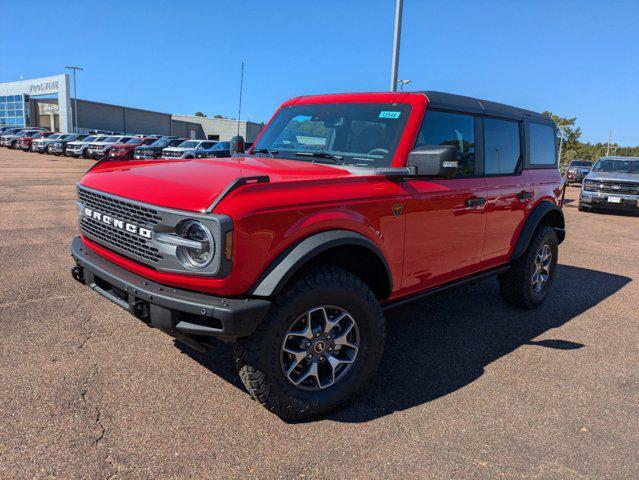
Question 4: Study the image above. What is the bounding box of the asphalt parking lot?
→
[0,149,637,479]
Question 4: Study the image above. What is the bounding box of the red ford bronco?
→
[71,91,565,419]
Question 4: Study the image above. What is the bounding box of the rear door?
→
[481,118,532,263]
[401,110,488,293]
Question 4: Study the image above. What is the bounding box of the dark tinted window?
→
[529,123,556,165]
[253,103,411,167]
[484,118,521,174]
[416,110,475,177]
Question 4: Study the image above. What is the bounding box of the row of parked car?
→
[0,126,245,160]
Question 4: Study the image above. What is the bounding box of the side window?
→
[416,110,475,177]
[529,123,556,166]
[484,118,521,175]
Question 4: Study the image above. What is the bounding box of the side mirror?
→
[406,145,458,178]
[230,135,245,155]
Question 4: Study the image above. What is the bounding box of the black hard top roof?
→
[420,90,551,122]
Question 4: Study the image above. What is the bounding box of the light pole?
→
[557,125,569,168]
[65,66,83,133]
[398,79,412,91]
[390,0,404,91]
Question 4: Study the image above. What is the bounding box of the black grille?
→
[78,187,163,226]
[81,216,162,263]
[597,182,639,195]
[78,187,163,264]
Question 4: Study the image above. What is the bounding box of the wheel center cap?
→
[313,340,326,353]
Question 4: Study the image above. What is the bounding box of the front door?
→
[400,110,487,294]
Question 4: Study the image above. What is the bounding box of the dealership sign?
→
[29,80,60,94]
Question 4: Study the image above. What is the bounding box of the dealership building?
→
[0,74,263,141]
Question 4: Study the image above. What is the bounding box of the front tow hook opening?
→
[71,266,85,284]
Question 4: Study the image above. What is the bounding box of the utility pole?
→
[65,66,83,133]
[390,0,404,91]
[606,129,612,156]
[236,61,244,139]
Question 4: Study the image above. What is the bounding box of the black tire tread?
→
[234,264,385,420]
[499,225,558,309]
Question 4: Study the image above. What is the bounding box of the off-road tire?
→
[234,265,385,421]
[82,149,89,159]
[499,225,558,309]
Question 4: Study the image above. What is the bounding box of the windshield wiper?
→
[251,148,278,157]
[294,151,344,164]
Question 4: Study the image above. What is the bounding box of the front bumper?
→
[49,146,65,154]
[87,149,106,158]
[71,236,271,340]
[579,190,639,210]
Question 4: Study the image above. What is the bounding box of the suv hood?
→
[80,156,353,212]
[586,171,639,182]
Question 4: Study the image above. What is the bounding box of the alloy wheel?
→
[531,244,552,292]
[280,305,359,390]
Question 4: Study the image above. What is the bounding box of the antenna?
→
[237,61,244,139]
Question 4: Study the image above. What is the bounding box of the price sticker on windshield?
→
[379,111,402,119]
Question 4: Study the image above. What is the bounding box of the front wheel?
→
[234,265,385,420]
[499,225,558,309]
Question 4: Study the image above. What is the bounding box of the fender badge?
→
[392,204,403,217]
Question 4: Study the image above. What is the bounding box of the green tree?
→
[194,112,207,117]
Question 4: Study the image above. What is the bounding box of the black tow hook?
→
[71,266,85,284]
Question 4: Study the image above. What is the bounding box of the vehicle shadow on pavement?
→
[178,264,630,423]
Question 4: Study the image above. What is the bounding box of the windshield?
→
[47,134,63,140]
[60,134,75,140]
[125,138,143,145]
[592,158,639,174]
[211,141,230,151]
[103,136,119,143]
[570,161,591,167]
[149,138,170,147]
[94,136,107,142]
[177,141,199,148]
[252,103,411,167]
[82,136,98,142]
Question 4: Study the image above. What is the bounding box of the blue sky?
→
[1,0,637,145]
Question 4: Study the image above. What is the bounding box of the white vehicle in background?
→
[162,139,217,159]
[85,135,135,159]
[65,135,109,158]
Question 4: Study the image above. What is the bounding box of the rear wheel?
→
[235,265,385,420]
[499,226,558,309]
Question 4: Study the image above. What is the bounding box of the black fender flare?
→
[511,201,565,261]
[249,230,392,297]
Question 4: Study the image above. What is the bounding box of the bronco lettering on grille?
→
[82,207,152,239]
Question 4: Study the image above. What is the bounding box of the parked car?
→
[85,135,135,159]
[71,91,564,420]
[17,131,55,151]
[0,128,42,148]
[579,156,639,212]
[162,140,217,159]
[1,129,46,148]
[107,137,157,160]
[0,126,25,135]
[566,160,593,185]
[133,136,185,159]
[65,135,108,158]
[194,141,234,158]
[47,134,88,155]
[32,133,65,153]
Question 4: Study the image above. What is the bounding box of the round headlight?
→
[176,220,215,269]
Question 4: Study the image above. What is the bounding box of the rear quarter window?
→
[529,123,556,166]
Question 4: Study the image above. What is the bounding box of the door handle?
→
[517,191,533,200]
[465,197,486,207]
